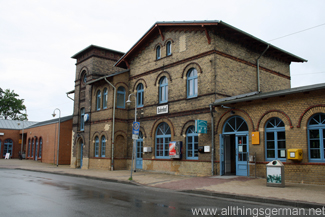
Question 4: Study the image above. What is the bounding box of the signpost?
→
[195,120,208,134]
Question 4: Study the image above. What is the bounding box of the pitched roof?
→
[115,20,307,69]
[71,44,124,59]
[211,82,325,106]
[25,115,73,129]
[0,119,38,130]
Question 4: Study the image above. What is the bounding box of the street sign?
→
[195,120,208,134]
[132,134,138,140]
[132,122,140,135]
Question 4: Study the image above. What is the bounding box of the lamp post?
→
[52,108,61,167]
[126,93,137,180]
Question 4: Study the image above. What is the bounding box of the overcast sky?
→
[1,0,325,122]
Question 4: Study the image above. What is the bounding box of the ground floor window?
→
[265,118,286,161]
[308,113,325,162]
[155,122,171,158]
[94,136,99,157]
[101,136,106,157]
[186,126,198,160]
[39,138,42,158]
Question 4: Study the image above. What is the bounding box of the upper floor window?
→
[96,90,101,111]
[94,136,99,157]
[186,126,198,160]
[117,86,126,109]
[166,41,172,56]
[82,72,87,84]
[187,68,198,98]
[156,46,161,60]
[101,136,106,157]
[265,118,286,161]
[136,83,144,108]
[80,108,85,131]
[103,88,108,109]
[159,77,168,104]
[308,113,325,162]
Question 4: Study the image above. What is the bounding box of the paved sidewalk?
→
[1,159,324,208]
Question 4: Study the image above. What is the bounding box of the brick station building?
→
[69,20,325,184]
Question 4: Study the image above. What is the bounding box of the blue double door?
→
[136,139,143,169]
[220,133,249,176]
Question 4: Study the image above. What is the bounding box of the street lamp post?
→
[52,108,61,167]
[126,93,137,180]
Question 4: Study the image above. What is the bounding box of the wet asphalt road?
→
[0,169,320,217]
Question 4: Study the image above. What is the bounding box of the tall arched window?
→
[155,122,171,158]
[101,136,106,157]
[166,41,172,56]
[187,68,198,98]
[82,71,87,84]
[265,118,286,161]
[39,138,42,158]
[136,83,144,108]
[96,90,101,111]
[186,126,198,160]
[159,77,168,104]
[117,86,126,109]
[94,136,99,157]
[28,139,31,157]
[31,138,34,157]
[3,139,13,157]
[103,88,108,109]
[308,113,325,162]
[156,45,161,60]
[80,108,85,131]
[35,138,38,160]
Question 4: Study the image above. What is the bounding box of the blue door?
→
[136,132,143,169]
[236,134,249,176]
[219,134,225,176]
[80,143,83,168]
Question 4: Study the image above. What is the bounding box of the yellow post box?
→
[287,149,303,161]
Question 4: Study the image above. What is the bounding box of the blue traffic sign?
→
[195,120,207,134]
[132,122,140,135]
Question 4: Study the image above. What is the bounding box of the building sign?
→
[195,120,207,134]
[157,105,168,114]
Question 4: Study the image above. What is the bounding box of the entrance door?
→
[219,134,225,175]
[136,132,143,169]
[80,142,83,168]
[236,134,249,176]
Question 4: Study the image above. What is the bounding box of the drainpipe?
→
[66,93,74,101]
[256,45,269,92]
[104,77,116,171]
[210,104,215,176]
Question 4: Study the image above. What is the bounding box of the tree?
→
[0,88,28,120]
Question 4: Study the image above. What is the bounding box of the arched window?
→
[39,138,42,158]
[28,139,31,157]
[80,108,85,131]
[166,41,172,56]
[137,131,143,160]
[35,138,38,160]
[103,88,108,109]
[136,83,144,108]
[223,116,248,133]
[265,118,286,161]
[96,90,101,111]
[156,45,161,60]
[155,122,171,158]
[3,139,13,157]
[31,138,34,157]
[159,77,168,103]
[187,68,198,98]
[94,136,99,157]
[82,71,87,84]
[186,126,198,160]
[117,86,126,109]
[308,113,325,162]
[101,136,106,157]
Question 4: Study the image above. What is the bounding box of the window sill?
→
[155,54,173,61]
